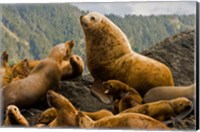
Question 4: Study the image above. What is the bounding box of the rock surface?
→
[5,30,196,129]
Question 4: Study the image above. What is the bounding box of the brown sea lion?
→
[77,111,169,129]
[3,105,29,126]
[120,97,192,121]
[0,51,13,88]
[2,40,74,110]
[143,84,195,103]
[61,54,84,80]
[80,12,174,104]
[103,80,142,113]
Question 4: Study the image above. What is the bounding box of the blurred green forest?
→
[0,4,195,65]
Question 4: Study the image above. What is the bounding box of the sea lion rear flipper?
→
[91,81,112,104]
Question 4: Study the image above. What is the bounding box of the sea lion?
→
[80,12,174,104]
[77,111,169,129]
[61,54,84,80]
[2,40,74,110]
[37,107,57,125]
[103,80,142,113]
[46,90,113,127]
[120,97,192,121]
[38,107,112,125]
[46,90,78,127]
[0,51,13,88]
[143,84,195,103]
[3,105,29,126]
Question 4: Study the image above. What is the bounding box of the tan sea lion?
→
[46,90,113,127]
[120,97,192,121]
[37,107,57,125]
[46,90,78,127]
[0,51,13,88]
[103,80,142,113]
[77,111,169,129]
[143,84,195,103]
[2,40,74,110]
[3,105,29,126]
[38,107,112,125]
[61,54,84,80]
[80,12,174,104]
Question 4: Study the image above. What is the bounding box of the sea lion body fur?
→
[143,84,195,103]
[77,111,169,129]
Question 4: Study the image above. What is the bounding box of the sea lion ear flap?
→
[66,40,74,49]
[23,59,29,68]
[1,51,8,62]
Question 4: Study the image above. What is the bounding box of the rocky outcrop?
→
[142,30,194,86]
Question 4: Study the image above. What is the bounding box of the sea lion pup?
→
[80,12,174,104]
[2,40,74,110]
[61,54,84,80]
[3,105,29,126]
[46,90,78,127]
[28,60,40,70]
[77,111,169,129]
[143,84,195,103]
[103,80,142,113]
[12,59,30,81]
[120,97,192,121]
[0,51,13,88]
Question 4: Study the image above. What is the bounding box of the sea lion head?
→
[80,12,105,32]
[103,80,131,95]
[70,55,84,68]
[48,40,74,61]
[6,105,21,125]
[77,111,94,128]
[171,97,192,114]
[47,90,77,113]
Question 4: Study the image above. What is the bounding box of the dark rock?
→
[141,30,194,86]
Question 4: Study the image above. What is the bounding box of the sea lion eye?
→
[90,16,95,21]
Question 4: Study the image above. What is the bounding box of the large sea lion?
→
[80,12,174,104]
[3,105,29,126]
[2,40,74,110]
[120,97,192,121]
[77,111,169,129]
[143,84,195,103]
[103,80,142,113]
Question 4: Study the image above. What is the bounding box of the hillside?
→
[0,4,195,65]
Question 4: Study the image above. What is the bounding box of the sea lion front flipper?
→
[91,81,112,104]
